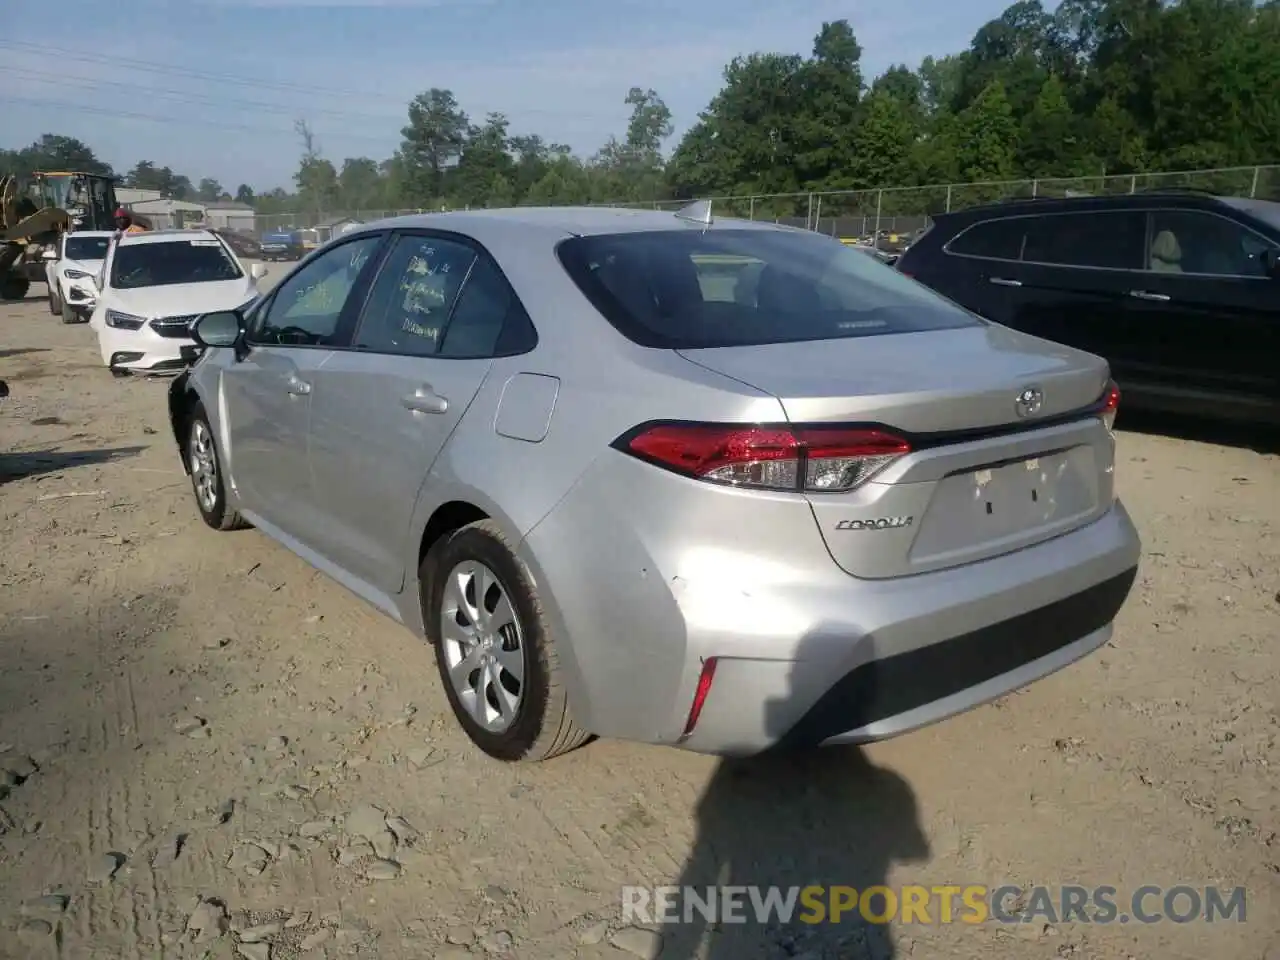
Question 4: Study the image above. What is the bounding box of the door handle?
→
[1128,290,1171,302]
[988,277,1022,287]
[284,374,311,396]
[401,387,448,415]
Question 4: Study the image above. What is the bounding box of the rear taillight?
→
[615,422,912,493]
[1100,380,1120,432]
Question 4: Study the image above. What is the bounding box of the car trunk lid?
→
[677,325,1117,579]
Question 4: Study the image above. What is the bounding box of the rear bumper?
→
[677,505,1140,756]
[521,449,1142,755]
[778,567,1134,749]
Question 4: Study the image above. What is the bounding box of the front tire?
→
[60,299,77,324]
[48,283,60,315]
[424,520,590,762]
[186,404,248,531]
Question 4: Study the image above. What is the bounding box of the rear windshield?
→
[556,228,981,348]
[110,238,242,290]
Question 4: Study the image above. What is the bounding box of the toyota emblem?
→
[1015,386,1043,418]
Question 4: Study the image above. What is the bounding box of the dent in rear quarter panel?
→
[520,451,834,744]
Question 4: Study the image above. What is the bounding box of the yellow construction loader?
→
[1,171,151,301]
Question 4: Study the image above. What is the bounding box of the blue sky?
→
[3,0,1008,192]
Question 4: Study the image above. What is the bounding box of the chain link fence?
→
[248,165,1279,239]
[597,165,1280,241]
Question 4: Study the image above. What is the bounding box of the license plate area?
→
[908,447,1101,567]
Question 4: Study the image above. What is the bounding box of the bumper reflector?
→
[681,657,719,739]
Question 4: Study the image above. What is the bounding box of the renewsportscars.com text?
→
[622,884,1247,926]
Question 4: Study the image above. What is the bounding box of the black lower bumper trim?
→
[780,566,1139,748]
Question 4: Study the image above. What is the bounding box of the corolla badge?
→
[1015,385,1043,418]
[835,516,914,531]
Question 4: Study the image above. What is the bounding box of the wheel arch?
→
[399,486,596,733]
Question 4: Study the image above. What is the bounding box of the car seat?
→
[1149,231,1183,273]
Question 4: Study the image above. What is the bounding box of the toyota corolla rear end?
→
[521,221,1141,757]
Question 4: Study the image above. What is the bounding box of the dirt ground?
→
[1,278,1277,960]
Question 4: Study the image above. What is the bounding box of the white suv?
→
[43,230,113,323]
[89,229,267,377]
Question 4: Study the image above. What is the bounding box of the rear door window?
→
[556,228,982,349]
[1021,211,1145,270]
[946,219,1026,261]
[353,235,476,356]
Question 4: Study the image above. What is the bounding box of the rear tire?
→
[424,520,590,762]
[185,403,249,531]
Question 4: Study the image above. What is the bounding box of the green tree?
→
[196,178,224,202]
[400,88,469,204]
[848,90,919,188]
[1088,95,1149,173]
[452,113,515,207]
[951,79,1019,182]
[122,161,193,199]
[793,20,864,188]
[6,134,114,178]
[338,157,383,210]
[487,174,515,208]
[293,120,339,215]
[234,184,255,204]
[918,54,964,120]
[1019,74,1091,176]
[592,87,673,201]
[667,53,808,200]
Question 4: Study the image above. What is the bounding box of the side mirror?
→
[191,310,243,348]
[1263,249,1280,280]
[42,249,58,261]
[250,262,269,280]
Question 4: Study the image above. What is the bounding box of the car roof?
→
[355,205,790,239]
[118,228,222,246]
[65,230,116,239]
[937,190,1250,222]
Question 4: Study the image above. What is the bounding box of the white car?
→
[89,229,267,377]
[43,230,113,323]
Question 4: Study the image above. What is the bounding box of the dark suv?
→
[896,191,1280,424]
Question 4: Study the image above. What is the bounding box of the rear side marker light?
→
[1100,380,1120,432]
[615,422,912,493]
[681,658,718,739]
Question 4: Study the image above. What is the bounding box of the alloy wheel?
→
[189,420,219,514]
[440,560,526,733]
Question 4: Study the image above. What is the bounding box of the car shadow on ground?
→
[1118,409,1280,455]
[0,446,146,484]
[661,633,930,960]
[0,348,50,360]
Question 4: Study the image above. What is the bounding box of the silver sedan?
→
[168,205,1141,762]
